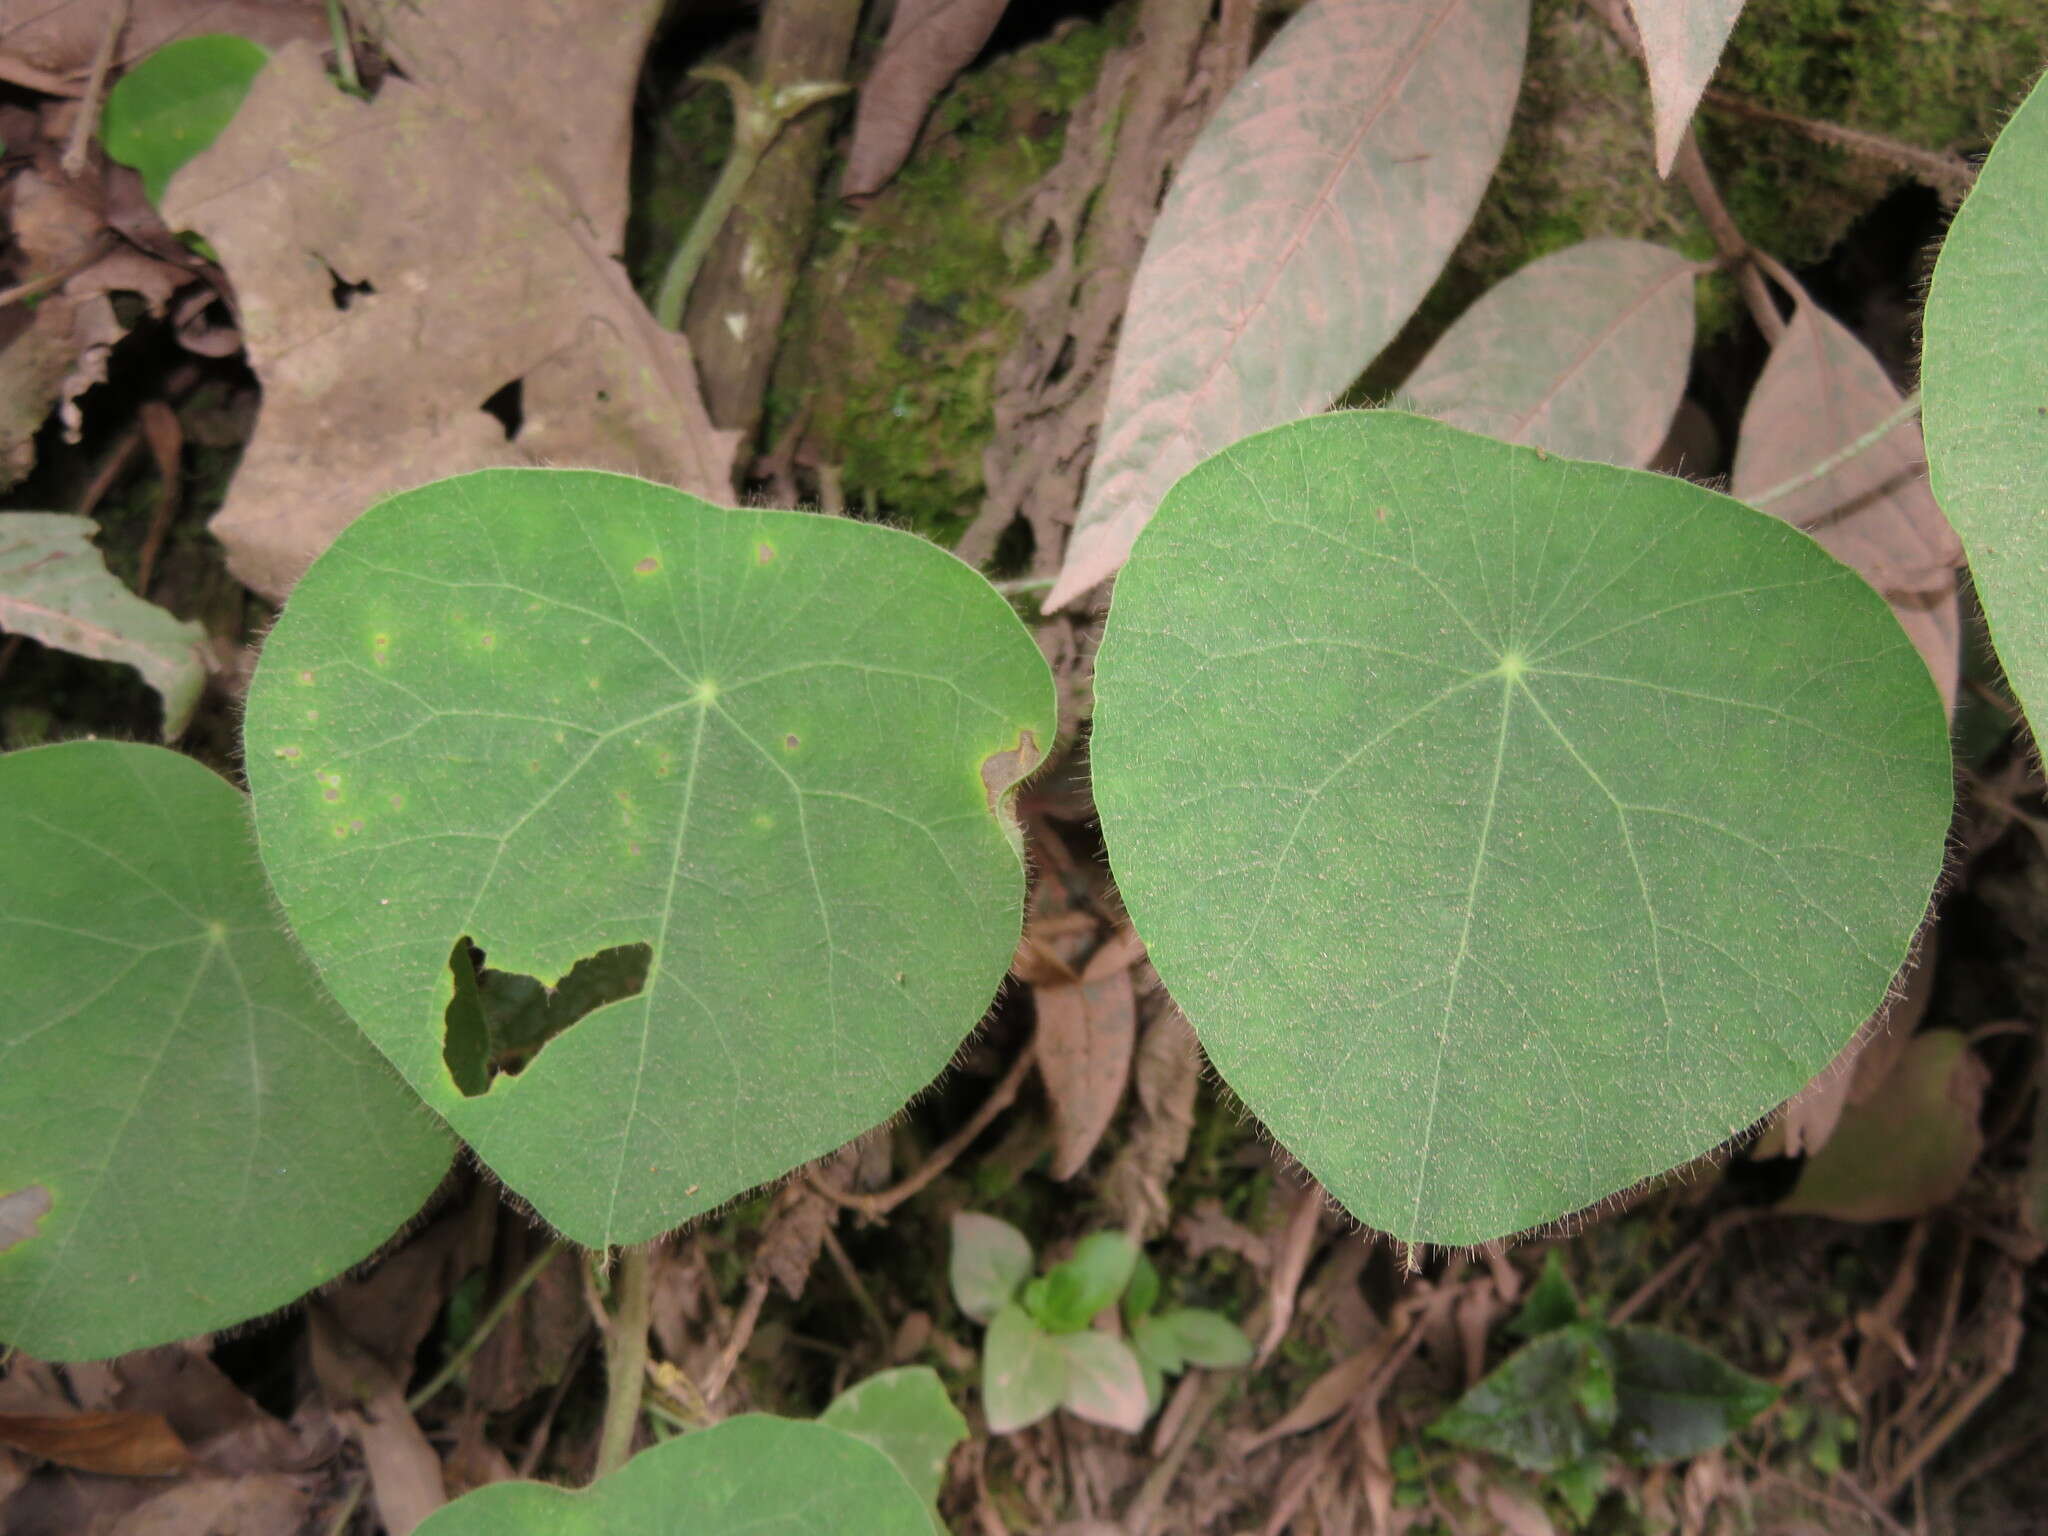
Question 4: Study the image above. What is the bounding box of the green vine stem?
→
[593,1246,654,1479]
[1748,390,1924,513]
[406,1238,567,1412]
[653,67,848,333]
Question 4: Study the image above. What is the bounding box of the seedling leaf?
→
[983,1303,1066,1434]
[1056,1330,1149,1433]
[1158,1307,1253,1369]
[245,469,1053,1247]
[951,1213,1035,1324]
[1092,410,1951,1245]
[1021,1231,1136,1333]
[412,1415,930,1534]
[0,742,451,1361]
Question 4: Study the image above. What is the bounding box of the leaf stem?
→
[406,1237,567,1412]
[594,1246,654,1479]
[652,67,848,332]
[1748,390,1922,511]
[326,0,364,98]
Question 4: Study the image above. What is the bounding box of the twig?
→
[652,67,847,331]
[1123,1374,1232,1536]
[321,1475,367,1536]
[407,1238,569,1411]
[134,400,182,598]
[516,1333,591,1477]
[702,1274,771,1402]
[62,0,128,179]
[993,575,1056,596]
[1701,89,1976,200]
[1749,391,1922,510]
[0,239,116,309]
[1610,1208,1768,1324]
[805,1042,1038,1217]
[820,1225,890,1351]
[593,1247,654,1479]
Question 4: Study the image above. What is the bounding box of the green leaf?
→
[1157,1307,1253,1370]
[1399,239,1697,469]
[1021,1231,1136,1334]
[244,468,1054,1247]
[983,1303,1066,1434]
[412,1415,930,1535]
[0,742,451,1361]
[1604,1324,1776,1463]
[1046,0,1529,608]
[820,1367,968,1507]
[1132,1314,1184,1378]
[951,1213,1034,1325]
[1056,1330,1150,1433]
[1123,1251,1161,1324]
[1430,1323,1616,1473]
[1623,0,1747,175]
[0,513,210,739]
[1091,410,1951,1245]
[1923,71,2048,734]
[101,35,268,205]
[1512,1250,1584,1336]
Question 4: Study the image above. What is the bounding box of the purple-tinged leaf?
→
[842,0,1011,199]
[1046,0,1529,610]
[1624,0,1747,176]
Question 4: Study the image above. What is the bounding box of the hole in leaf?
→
[325,263,376,310]
[0,1185,52,1253]
[480,379,525,441]
[442,936,652,1097]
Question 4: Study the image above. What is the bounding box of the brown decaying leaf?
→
[0,0,327,77]
[160,6,734,599]
[1045,0,1530,609]
[1398,238,1698,468]
[1099,1001,1202,1238]
[0,1412,188,1478]
[104,1474,312,1536]
[842,0,1012,199]
[466,1244,587,1412]
[307,1303,446,1536]
[1779,1030,1987,1222]
[1032,928,1142,1180]
[1731,292,1962,714]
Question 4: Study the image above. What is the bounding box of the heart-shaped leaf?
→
[819,1367,967,1507]
[0,742,451,1360]
[1092,410,1951,1245]
[1156,1307,1253,1369]
[412,1415,930,1534]
[244,468,1054,1248]
[1399,239,1698,469]
[1046,0,1529,608]
[950,1213,1034,1324]
[1923,71,2048,731]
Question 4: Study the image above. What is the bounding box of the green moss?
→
[770,16,1123,541]
[1709,0,2048,263]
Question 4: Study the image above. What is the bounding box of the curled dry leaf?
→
[0,1411,189,1478]
[105,1474,313,1536]
[1046,0,1530,609]
[1732,293,1962,714]
[1399,238,1697,468]
[842,0,1012,199]
[1034,929,1143,1180]
[1623,0,1748,176]
[1100,1003,1202,1238]
[160,8,733,599]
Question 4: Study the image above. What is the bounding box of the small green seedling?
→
[949,1213,1251,1434]
[101,35,270,205]
[1429,1252,1775,1524]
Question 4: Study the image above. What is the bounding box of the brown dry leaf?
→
[1731,292,1962,713]
[1779,1029,1987,1222]
[160,8,734,599]
[1176,1199,1270,1274]
[1045,0,1530,609]
[1754,928,1933,1159]
[1,0,326,76]
[752,1146,857,1300]
[0,1412,188,1479]
[105,1474,311,1536]
[1099,1002,1202,1237]
[107,1342,335,1476]
[466,1243,587,1412]
[307,1302,446,1536]
[1484,1482,1559,1536]
[1243,1342,1388,1453]
[842,0,1012,199]
[1036,941,1139,1179]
